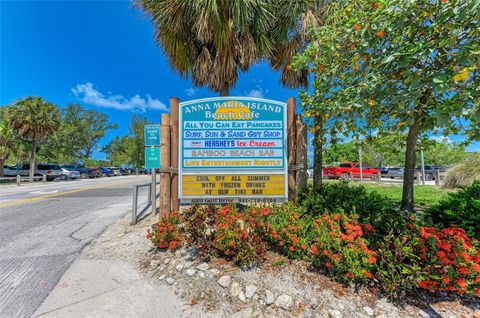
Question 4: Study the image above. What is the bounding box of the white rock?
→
[186,268,197,277]
[217,275,231,288]
[363,306,374,316]
[198,271,205,278]
[328,310,343,318]
[230,281,242,297]
[275,293,293,310]
[175,264,184,272]
[166,277,175,285]
[418,310,430,318]
[150,260,160,267]
[158,274,166,280]
[238,291,246,303]
[163,258,171,264]
[196,262,209,271]
[209,268,221,276]
[265,290,275,305]
[245,285,258,299]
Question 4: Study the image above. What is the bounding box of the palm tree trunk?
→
[219,87,229,97]
[0,158,4,177]
[401,120,420,211]
[313,116,323,187]
[30,138,36,182]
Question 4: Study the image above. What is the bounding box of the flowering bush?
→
[255,204,312,259]
[374,215,423,298]
[214,205,267,267]
[147,211,182,250]
[181,205,217,256]
[417,226,480,297]
[310,211,377,283]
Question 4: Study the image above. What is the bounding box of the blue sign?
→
[145,147,160,169]
[144,125,161,146]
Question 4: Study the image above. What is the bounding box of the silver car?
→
[16,163,63,181]
[387,167,404,179]
[61,167,81,180]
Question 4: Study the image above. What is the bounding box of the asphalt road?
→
[0,175,152,318]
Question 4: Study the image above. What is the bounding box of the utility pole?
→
[358,144,363,182]
[420,149,425,186]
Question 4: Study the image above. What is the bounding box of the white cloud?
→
[185,87,196,97]
[71,82,167,112]
[246,85,267,98]
[430,135,452,143]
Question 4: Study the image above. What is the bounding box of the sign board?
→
[144,124,161,146]
[145,147,160,169]
[179,97,287,204]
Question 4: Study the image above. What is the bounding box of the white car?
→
[61,168,81,180]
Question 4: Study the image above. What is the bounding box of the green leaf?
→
[382,54,396,64]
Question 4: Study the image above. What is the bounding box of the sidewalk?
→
[32,214,212,318]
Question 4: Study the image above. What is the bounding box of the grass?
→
[356,182,451,207]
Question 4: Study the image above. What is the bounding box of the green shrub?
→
[181,205,217,256]
[147,211,182,250]
[297,181,403,236]
[424,181,480,240]
[255,204,313,259]
[374,217,423,298]
[443,154,480,189]
[309,211,377,284]
[214,205,267,267]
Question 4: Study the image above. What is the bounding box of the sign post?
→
[144,125,161,214]
[179,97,288,204]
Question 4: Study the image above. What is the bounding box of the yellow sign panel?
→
[182,174,285,197]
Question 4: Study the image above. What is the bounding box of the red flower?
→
[289,246,295,252]
[362,271,374,279]
[323,249,329,256]
[418,280,429,289]
[346,272,354,279]
[472,263,480,273]
[364,224,373,232]
[281,228,287,233]
[310,245,319,255]
[331,254,342,262]
[229,240,235,247]
[301,244,307,250]
[442,276,450,285]
[456,278,466,289]
[457,267,470,275]
[225,249,230,255]
[325,261,331,268]
[333,214,341,221]
[367,256,377,264]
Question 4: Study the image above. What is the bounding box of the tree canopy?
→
[136,0,330,95]
[295,0,480,210]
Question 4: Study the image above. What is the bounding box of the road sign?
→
[145,147,160,169]
[179,97,287,204]
[144,124,161,146]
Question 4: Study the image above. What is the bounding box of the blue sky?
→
[0,0,300,160]
[1,0,478,161]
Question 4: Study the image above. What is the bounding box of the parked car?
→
[62,164,98,179]
[387,167,405,179]
[323,162,380,180]
[3,164,21,176]
[378,167,390,176]
[96,167,114,177]
[61,167,81,180]
[415,165,448,180]
[14,163,63,181]
[107,167,122,176]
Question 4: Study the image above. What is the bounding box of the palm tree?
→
[7,97,60,181]
[136,0,329,96]
[0,108,14,177]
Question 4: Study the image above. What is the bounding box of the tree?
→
[136,0,328,95]
[104,115,152,168]
[295,0,479,210]
[7,97,61,181]
[0,107,14,177]
[37,104,116,163]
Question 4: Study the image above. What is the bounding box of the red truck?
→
[323,162,380,180]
